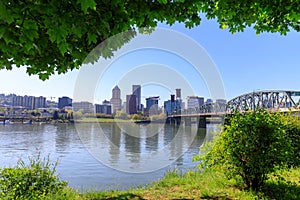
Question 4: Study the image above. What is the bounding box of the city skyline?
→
[0,86,217,110]
[0,17,299,103]
[2,88,299,116]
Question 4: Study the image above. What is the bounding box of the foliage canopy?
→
[1,1,299,79]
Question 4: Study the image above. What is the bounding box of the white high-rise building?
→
[110,85,122,113]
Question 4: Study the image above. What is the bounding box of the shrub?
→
[281,114,300,167]
[115,110,129,119]
[195,110,300,190]
[0,155,67,199]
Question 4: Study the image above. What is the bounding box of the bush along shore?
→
[0,110,299,199]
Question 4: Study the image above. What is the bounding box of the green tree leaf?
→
[87,32,97,45]
[78,0,97,14]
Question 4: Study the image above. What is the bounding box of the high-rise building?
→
[110,85,122,113]
[12,96,23,107]
[34,96,46,109]
[146,96,159,109]
[12,95,46,109]
[132,85,141,111]
[176,88,181,99]
[126,94,137,114]
[58,96,72,109]
[187,96,204,109]
[112,85,121,99]
[23,96,35,110]
[145,96,160,116]
[164,100,181,116]
[164,94,181,116]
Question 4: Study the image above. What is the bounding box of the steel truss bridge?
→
[227,90,300,112]
[172,90,300,116]
[168,90,300,128]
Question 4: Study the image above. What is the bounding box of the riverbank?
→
[50,166,300,199]
[1,117,165,124]
[75,117,164,124]
[75,117,127,123]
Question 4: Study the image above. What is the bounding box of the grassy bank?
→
[47,167,300,200]
[1,156,299,199]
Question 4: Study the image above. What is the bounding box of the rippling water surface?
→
[0,122,218,190]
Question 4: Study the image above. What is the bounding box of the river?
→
[0,122,218,191]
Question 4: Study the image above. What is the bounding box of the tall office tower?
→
[110,85,122,113]
[12,95,24,106]
[145,96,160,116]
[132,85,141,111]
[23,95,35,109]
[164,94,181,116]
[126,94,137,114]
[176,88,181,99]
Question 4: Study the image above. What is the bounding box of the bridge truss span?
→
[226,90,300,112]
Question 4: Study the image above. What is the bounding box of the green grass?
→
[46,167,300,200]
[2,155,299,199]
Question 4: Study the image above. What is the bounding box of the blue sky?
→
[0,17,299,105]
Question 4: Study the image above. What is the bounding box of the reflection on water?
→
[0,123,218,190]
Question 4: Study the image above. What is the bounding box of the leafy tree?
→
[52,110,59,120]
[0,1,299,79]
[115,110,129,120]
[73,109,84,119]
[131,113,140,121]
[195,110,300,190]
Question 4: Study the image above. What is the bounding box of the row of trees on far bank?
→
[73,109,166,121]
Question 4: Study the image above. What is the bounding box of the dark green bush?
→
[195,110,300,190]
[0,155,67,199]
[282,114,300,168]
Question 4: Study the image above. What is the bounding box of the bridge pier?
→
[197,117,207,129]
[175,117,181,126]
[166,117,181,126]
[166,117,173,125]
[171,118,175,125]
[168,116,208,129]
[184,117,191,126]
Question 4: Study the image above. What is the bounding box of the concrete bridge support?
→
[171,118,176,125]
[197,117,207,129]
[166,117,182,126]
[184,117,191,126]
[175,117,181,126]
[166,117,173,125]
